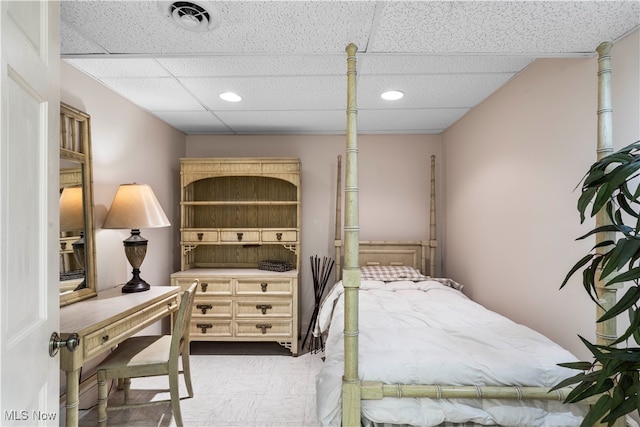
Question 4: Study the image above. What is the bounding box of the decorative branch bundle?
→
[303,255,334,353]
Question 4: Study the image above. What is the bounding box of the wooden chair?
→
[96,282,197,426]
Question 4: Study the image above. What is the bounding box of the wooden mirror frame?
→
[59,103,97,306]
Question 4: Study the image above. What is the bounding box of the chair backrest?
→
[170,281,198,362]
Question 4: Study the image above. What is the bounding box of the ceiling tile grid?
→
[60,1,640,135]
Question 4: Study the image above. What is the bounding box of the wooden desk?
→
[60,285,180,427]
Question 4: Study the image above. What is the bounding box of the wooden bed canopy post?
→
[335,155,343,281]
[429,155,437,276]
[342,42,361,427]
[595,41,618,351]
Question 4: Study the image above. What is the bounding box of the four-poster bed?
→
[315,43,629,427]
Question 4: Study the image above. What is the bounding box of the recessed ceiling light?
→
[381,90,404,101]
[219,92,242,102]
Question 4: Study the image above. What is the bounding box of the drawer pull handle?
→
[197,233,203,241]
[61,242,67,250]
[237,232,243,241]
[276,232,282,241]
[196,323,212,333]
[256,304,272,315]
[197,304,213,314]
[261,282,268,292]
[200,283,208,292]
[256,324,272,334]
[102,335,109,342]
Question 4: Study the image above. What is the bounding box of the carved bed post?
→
[429,155,437,277]
[594,40,623,427]
[595,41,618,349]
[342,42,361,426]
[335,155,343,281]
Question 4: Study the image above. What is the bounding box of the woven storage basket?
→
[258,260,294,272]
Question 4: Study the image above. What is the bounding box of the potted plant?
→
[553,140,640,426]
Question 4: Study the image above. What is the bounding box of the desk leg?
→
[65,368,80,427]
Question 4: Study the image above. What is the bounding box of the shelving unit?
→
[171,158,301,355]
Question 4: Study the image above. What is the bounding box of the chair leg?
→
[97,370,108,426]
[123,378,131,404]
[168,369,183,427]
[181,351,194,398]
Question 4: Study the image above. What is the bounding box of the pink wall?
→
[61,61,186,296]
[187,134,442,332]
[443,30,640,360]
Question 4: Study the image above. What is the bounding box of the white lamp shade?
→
[60,186,84,232]
[103,183,170,229]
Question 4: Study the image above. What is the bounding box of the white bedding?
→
[315,279,587,427]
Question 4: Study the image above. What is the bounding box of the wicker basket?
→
[258,260,294,272]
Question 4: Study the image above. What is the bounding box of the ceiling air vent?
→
[157,1,221,32]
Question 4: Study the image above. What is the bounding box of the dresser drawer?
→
[193,298,232,317]
[235,320,293,337]
[220,230,260,243]
[261,230,297,243]
[235,299,293,318]
[191,320,233,337]
[84,295,178,359]
[182,230,219,243]
[236,278,293,295]
[173,276,232,295]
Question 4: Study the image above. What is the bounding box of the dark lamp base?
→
[121,279,151,293]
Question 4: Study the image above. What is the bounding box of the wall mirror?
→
[59,102,97,306]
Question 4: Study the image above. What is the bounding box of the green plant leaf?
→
[581,394,610,427]
[598,286,640,322]
[600,238,640,279]
[565,380,601,403]
[557,361,594,371]
[591,162,640,217]
[613,308,640,345]
[602,395,636,424]
[583,261,602,305]
[579,336,605,360]
[616,192,639,220]
[606,266,640,286]
[576,224,629,241]
[561,254,595,289]
[578,186,598,222]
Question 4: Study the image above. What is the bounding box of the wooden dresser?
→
[171,158,301,355]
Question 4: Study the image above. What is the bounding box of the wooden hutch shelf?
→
[171,158,301,355]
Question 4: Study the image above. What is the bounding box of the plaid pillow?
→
[360,265,428,282]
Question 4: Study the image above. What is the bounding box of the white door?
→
[0,1,60,425]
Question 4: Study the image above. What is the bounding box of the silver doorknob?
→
[49,332,80,357]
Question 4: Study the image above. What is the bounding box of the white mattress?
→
[315,279,587,427]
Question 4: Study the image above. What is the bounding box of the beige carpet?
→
[75,342,324,427]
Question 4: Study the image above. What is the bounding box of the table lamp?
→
[59,186,86,290]
[102,183,170,293]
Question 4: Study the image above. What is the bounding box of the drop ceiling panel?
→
[61,1,376,55]
[66,58,171,78]
[358,108,470,134]
[151,111,230,134]
[180,75,346,111]
[157,55,345,77]
[99,78,205,111]
[61,21,107,54]
[214,110,346,134]
[358,55,535,75]
[371,1,640,53]
[358,74,516,109]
